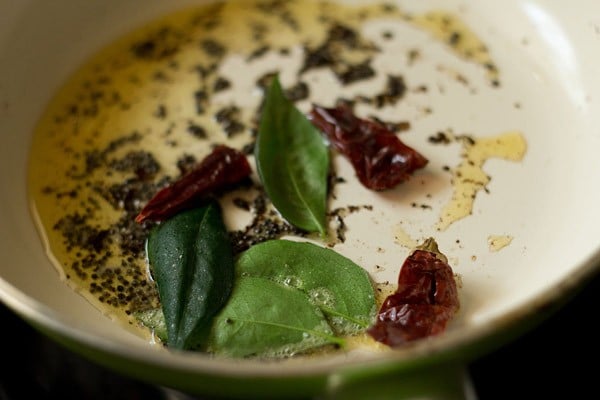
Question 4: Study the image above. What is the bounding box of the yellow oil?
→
[437,131,527,231]
[27,0,510,351]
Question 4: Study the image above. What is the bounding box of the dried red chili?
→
[135,145,251,223]
[368,238,459,347]
[309,103,428,191]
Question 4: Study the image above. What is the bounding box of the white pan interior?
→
[1,0,600,380]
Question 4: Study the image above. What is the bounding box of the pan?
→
[1,0,600,398]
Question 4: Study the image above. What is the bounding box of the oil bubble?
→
[328,315,363,336]
[276,275,303,289]
[308,287,335,308]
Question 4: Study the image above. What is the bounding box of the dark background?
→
[1,271,598,400]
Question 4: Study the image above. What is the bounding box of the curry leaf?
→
[236,239,376,335]
[206,276,344,358]
[255,76,330,236]
[147,202,234,350]
[135,308,168,342]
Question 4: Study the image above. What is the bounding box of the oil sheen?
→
[27,0,524,351]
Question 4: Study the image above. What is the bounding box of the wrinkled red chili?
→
[135,145,251,223]
[309,103,428,191]
[368,238,459,347]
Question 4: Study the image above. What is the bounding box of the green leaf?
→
[135,308,168,343]
[236,239,376,335]
[147,202,234,350]
[206,276,344,358]
[255,76,330,236]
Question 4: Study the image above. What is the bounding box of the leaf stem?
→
[231,317,346,348]
[320,307,370,329]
